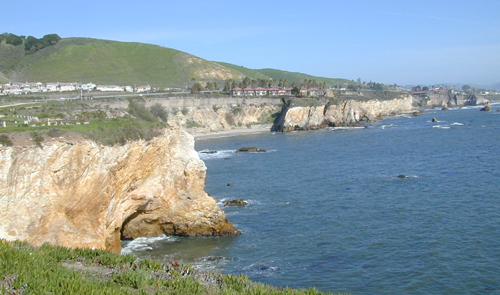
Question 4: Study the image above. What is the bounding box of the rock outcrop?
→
[236,147,266,153]
[0,128,239,253]
[223,199,247,207]
[272,95,414,131]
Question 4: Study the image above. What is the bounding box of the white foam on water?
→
[432,125,451,129]
[121,234,177,255]
[451,122,466,126]
[328,127,366,131]
[381,124,397,129]
[198,149,235,160]
[190,256,229,271]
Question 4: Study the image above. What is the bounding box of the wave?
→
[380,124,397,129]
[121,234,177,254]
[198,149,235,160]
[432,125,451,129]
[451,122,466,126]
[327,127,366,131]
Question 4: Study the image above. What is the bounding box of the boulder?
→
[480,103,491,112]
[432,117,438,122]
[236,147,266,153]
[223,199,247,207]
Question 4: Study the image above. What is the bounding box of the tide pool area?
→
[123,105,500,294]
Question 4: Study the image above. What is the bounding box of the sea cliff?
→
[0,128,238,253]
[272,95,414,131]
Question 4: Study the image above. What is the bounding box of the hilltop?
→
[215,61,354,88]
[0,37,244,87]
[0,34,355,88]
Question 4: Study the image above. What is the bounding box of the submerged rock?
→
[200,150,217,154]
[397,174,408,178]
[223,199,247,207]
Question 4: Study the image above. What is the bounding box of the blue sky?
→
[2,0,499,86]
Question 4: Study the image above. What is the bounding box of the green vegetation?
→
[0,33,61,53]
[0,98,167,146]
[0,134,13,146]
[0,36,243,87]
[0,240,340,294]
[215,62,355,88]
[29,131,44,148]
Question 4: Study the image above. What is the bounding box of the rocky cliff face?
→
[0,128,238,253]
[272,95,414,131]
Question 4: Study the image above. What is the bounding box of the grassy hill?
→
[0,38,244,87]
[215,62,355,87]
[0,35,355,88]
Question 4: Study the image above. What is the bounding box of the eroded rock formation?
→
[0,128,239,253]
[272,95,414,131]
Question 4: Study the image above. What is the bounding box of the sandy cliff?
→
[273,95,414,131]
[0,128,238,253]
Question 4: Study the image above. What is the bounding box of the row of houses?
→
[0,82,151,95]
[231,87,327,97]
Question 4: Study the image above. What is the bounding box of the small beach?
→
[190,124,273,140]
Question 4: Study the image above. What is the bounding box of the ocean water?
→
[123,105,500,294]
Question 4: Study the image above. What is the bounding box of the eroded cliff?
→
[272,95,414,131]
[0,128,239,253]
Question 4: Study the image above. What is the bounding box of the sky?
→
[2,0,499,86]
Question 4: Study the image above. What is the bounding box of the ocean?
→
[122,104,500,294]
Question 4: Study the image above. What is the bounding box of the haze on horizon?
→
[2,0,499,87]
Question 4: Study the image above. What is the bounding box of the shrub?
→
[225,113,236,126]
[149,103,168,122]
[47,128,63,138]
[30,132,44,148]
[127,99,157,122]
[0,134,13,146]
[185,120,204,128]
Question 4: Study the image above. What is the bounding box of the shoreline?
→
[190,124,273,140]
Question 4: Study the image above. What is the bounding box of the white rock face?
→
[0,128,238,252]
[280,96,414,131]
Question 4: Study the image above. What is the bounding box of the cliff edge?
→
[272,95,414,131]
[0,128,239,253]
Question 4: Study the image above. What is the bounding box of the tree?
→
[462,85,471,92]
[191,82,203,93]
[223,79,232,92]
[242,77,251,88]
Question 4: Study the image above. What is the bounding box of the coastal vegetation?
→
[0,240,338,294]
[0,98,166,146]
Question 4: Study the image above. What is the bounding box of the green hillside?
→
[0,35,356,88]
[215,62,271,80]
[258,68,354,87]
[0,38,244,87]
[214,62,355,87]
